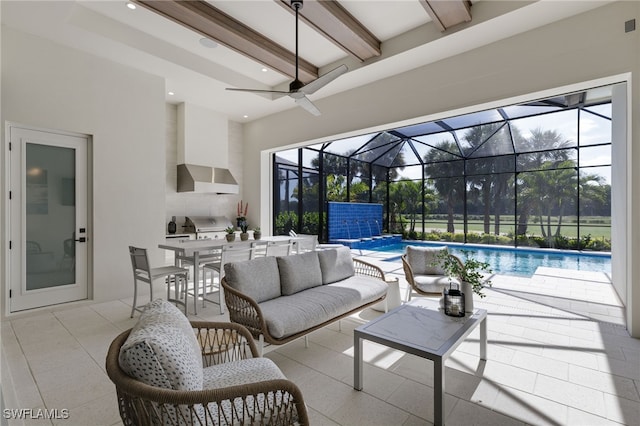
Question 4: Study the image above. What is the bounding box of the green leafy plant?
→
[224,226,235,234]
[240,224,249,233]
[435,250,493,298]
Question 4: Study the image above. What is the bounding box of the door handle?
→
[75,237,87,243]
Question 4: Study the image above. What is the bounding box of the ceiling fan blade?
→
[294,95,321,116]
[225,88,290,95]
[301,64,348,95]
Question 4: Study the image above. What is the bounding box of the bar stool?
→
[201,243,257,314]
[129,246,189,317]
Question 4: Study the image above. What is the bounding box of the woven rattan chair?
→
[106,320,309,426]
[401,245,463,301]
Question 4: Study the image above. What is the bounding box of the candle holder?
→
[444,283,465,317]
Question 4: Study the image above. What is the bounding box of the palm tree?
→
[515,128,574,236]
[519,160,577,247]
[423,141,464,233]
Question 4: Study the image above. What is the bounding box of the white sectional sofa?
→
[221,246,389,347]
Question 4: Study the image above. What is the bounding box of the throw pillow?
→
[406,245,448,275]
[224,256,282,303]
[317,246,355,284]
[277,251,323,295]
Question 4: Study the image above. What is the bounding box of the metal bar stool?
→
[129,246,190,317]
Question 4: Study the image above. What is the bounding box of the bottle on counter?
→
[168,216,177,234]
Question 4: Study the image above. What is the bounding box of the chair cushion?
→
[413,275,460,294]
[317,246,355,284]
[203,358,285,389]
[277,251,323,295]
[406,245,449,275]
[224,256,282,303]
[118,299,203,391]
[203,358,293,424]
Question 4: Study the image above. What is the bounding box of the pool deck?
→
[354,248,625,326]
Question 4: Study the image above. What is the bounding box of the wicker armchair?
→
[402,246,463,301]
[106,320,309,425]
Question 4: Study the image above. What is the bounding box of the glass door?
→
[9,125,88,312]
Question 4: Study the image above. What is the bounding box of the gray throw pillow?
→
[406,245,448,275]
[277,251,323,295]
[224,257,282,303]
[317,246,355,284]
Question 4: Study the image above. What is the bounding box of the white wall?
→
[165,104,244,229]
[242,2,640,336]
[1,26,166,315]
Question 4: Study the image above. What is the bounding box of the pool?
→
[379,242,611,277]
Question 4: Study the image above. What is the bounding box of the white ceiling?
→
[1,0,612,122]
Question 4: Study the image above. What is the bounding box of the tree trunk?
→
[447,196,455,233]
[483,184,491,234]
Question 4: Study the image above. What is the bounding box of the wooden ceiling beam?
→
[419,0,472,32]
[277,0,380,62]
[135,0,318,82]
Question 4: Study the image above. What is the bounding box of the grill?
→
[184,216,234,239]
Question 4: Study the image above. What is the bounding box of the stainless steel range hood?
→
[177,164,239,194]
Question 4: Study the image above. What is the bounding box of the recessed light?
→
[168,91,175,96]
[199,37,218,49]
[126,2,136,10]
[243,115,249,119]
[261,68,268,73]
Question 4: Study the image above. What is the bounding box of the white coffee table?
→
[354,298,487,426]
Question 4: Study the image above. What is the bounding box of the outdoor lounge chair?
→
[401,245,462,300]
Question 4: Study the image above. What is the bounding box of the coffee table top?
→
[356,298,487,358]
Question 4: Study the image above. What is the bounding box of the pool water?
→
[380,242,611,277]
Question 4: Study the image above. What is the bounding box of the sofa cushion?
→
[258,276,387,339]
[406,245,449,275]
[119,299,203,391]
[277,251,323,295]
[224,256,281,303]
[317,247,355,284]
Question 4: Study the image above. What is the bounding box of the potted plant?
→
[224,226,236,242]
[253,226,262,240]
[436,250,492,312]
[236,200,248,228]
[239,224,249,241]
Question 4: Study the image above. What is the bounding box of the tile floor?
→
[1,251,639,425]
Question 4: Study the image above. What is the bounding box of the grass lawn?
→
[407,216,611,239]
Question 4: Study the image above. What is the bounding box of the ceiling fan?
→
[226,0,348,116]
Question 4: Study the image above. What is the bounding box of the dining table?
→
[159,235,297,314]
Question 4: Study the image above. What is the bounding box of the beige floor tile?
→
[510,350,570,381]
[567,407,624,426]
[306,407,340,426]
[493,386,568,425]
[330,390,410,425]
[603,392,640,425]
[52,393,120,426]
[294,370,359,417]
[32,355,113,411]
[385,378,457,423]
[569,364,640,401]
[446,398,527,426]
[534,374,606,417]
